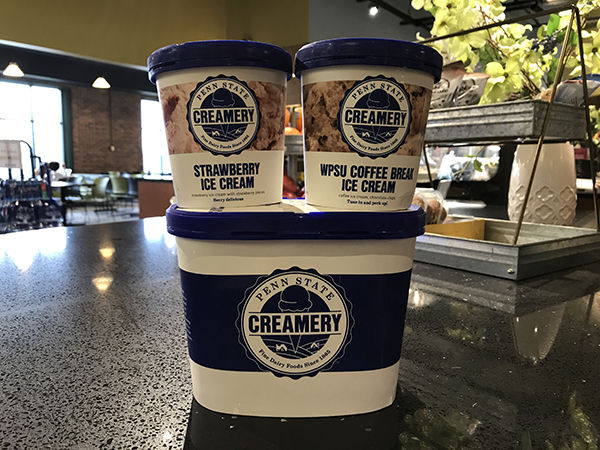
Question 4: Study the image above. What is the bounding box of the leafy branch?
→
[412,0,600,104]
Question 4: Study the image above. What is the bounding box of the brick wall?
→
[71,86,143,173]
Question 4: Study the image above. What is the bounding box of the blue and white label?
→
[338,76,412,158]
[179,268,412,378]
[187,75,261,156]
[238,268,352,379]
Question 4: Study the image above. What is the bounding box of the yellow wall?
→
[226,0,308,47]
[0,0,307,66]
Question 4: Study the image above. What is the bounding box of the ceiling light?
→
[369,5,379,16]
[92,76,111,89]
[2,62,24,77]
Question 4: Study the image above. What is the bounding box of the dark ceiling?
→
[0,39,157,95]
[356,0,557,31]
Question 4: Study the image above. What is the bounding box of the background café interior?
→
[0,0,424,228]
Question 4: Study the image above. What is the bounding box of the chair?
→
[63,175,89,224]
[109,174,137,208]
[64,175,89,201]
[64,176,112,223]
[127,177,138,199]
[91,177,113,210]
[73,176,112,211]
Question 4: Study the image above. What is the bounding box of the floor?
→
[66,200,140,226]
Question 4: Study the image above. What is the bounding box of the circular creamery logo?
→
[338,76,412,158]
[238,268,352,379]
[187,75,260,156]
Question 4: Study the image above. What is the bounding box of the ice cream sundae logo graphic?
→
[187,75,261,156]
[338,75,412,158]
[237,268,353,379]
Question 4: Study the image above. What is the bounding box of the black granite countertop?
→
[1,219,599,449]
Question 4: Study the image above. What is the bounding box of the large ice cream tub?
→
[166,199,425,417]
[295,38,442,210]
[148,40,292,208]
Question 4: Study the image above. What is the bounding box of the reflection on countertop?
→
[0,218,599,449]
[184,387,482,450]
[401,264,600,449]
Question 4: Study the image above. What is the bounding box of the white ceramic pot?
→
[508,143,577,225]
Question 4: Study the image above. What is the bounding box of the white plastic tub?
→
[166,200,426,417]
[295,38,442,210]
[148,41,292,209]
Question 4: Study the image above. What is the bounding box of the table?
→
[1,219,599,449]
[50,180,93,225]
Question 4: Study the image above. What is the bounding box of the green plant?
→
[412,0,600,105]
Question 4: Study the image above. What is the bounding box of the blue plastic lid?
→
[166,203,425,240]
[294,38,442,83]
[148,40,293,83]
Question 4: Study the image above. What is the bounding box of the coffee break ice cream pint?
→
[295,38,442,210]
[166,200,426,417]
[148,41,292,209]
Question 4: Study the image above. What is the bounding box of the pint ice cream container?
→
[148,41,292,209]
[166,199,426,417]
[295,38,442,210]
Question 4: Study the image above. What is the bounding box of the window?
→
[141,99,170,175]
[0,81,64,179]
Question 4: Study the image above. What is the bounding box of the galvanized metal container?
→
[414,218,600,280]
[424,100,586,144]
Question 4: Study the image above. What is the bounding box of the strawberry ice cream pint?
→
[148,41,292,208]
[295,38,442,210]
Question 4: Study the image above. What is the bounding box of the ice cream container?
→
[148,41,293,208]
[295,38,442,210]
[166,199,425,417]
